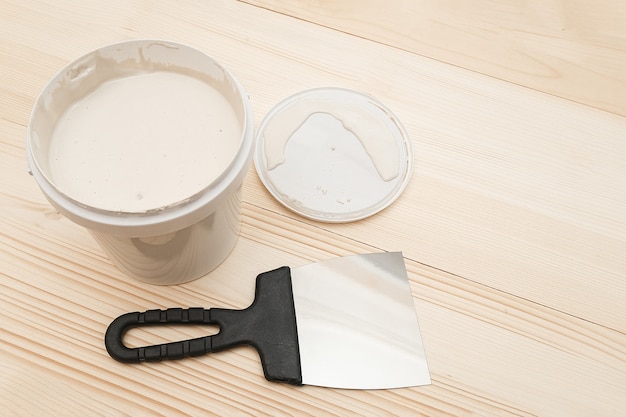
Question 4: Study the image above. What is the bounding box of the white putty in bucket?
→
[27,40,255,284]
[49,71,241,212]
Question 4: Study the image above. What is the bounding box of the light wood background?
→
[1,1,625,416]
[244,0,626,117]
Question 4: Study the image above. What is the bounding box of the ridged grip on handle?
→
[105,307,215,363]
[104,267,303,385]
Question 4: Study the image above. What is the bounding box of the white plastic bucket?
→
[26,40,254,284]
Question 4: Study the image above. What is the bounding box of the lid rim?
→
[254,87,413,223]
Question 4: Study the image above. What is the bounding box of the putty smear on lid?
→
[49,71,241,212]
[263,98,400,181]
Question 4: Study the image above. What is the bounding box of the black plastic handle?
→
[104,307,216,362]
[104,266,303,385]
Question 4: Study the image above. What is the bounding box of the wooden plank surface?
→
[1,0,625,415]
[243,0,626,117]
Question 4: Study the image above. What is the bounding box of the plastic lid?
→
[254,88,413,222]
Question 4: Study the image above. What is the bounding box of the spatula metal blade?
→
[291,252,430,389]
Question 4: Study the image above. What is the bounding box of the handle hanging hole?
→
[123,324,220,348]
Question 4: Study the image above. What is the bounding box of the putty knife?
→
[105,252,430,389]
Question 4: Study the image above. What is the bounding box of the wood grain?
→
[2,0,626,415]
[243,0,626,117]
[2,202,625,415]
